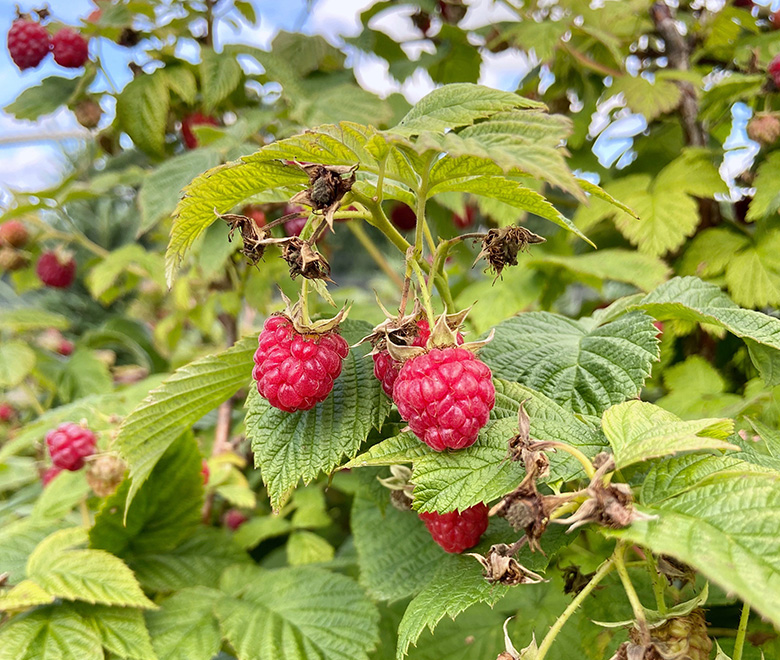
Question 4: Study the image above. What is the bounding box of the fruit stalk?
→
[614,542,651,644]
[733,601,750,660]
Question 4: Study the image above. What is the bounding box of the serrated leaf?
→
[200,48,243,111]
[655,149,729,199]
[0,605,103,660]
[216,565,379,660]
[724,230,780,308]
[86,244,164,303]
[746,339,780,388]
[636,276,780,351]
[91,435,202,559]
[233,515,293,550]
[162,66,197,105]
[4,76,81,121]
[0,341,35,388]
[247,320,391,510]
[286,530,335,566]
[576,177,639,219]
[609,75,681,121]
[117,71,170,155]
[611,473,780,627]
[481,311,659,415]
[655,355,742,419]
[0,580,54,610]
[31,467,90,521]
[74,603,157,660]
[0,518,65,584]
[679,227,750,279]
[602,401,737,470]
[747,152,780,222]
[116,336,255,509]
[146,587,222,660]
[0,308,69,332]
[392,84,543,136]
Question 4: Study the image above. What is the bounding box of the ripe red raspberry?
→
[46,422,97,471]
[181,112,219,149]
[242,205,267,227]
[0,220,29,248]
[224,509,248,530]
[453,205,476,229]
[7,19,51,71]
[769,55,780,87]
[51,28,89,68]
[393,347,495,451]
[283,205,308,237]
[733,0,752,7]
[201,459,210,484]
[772,10,780,31]
[419,502,489,553]
[0,402,14,423]
[42,466,63,487]
[36,250,76,288]
[390,204,416,231]
[253,315,349,412]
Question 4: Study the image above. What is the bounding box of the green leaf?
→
[91,435,202,558]
[216,565,380,660]
[655,149,729,199]
[4,76,80,121]
[655,355,742,419]
[392,84,544,136]
[58,348,113,402]
[747,339,780,388]
[0,605,103,660]
[286,530,335,566]
[608,75,681,121]
[146,587,223,660]
[74,603,157,660]
[247,320,392,510]
[0,308,69,332]
[200,48,243,112]
[636,276,780,351]
[85,244,164,303]
[481,311,659,415]
[116,71,170,155]
[31,468,90,521]
[602,401,737,470]
[116,336,255,509]
[679,227,751,279]
[576,177,639,220]
[747,152,780,222]
[723,230,780,308]
[161,65,197,105]
[611,473,780,627]
[130,527,250,592]
[0,518,64,584]
[233,515,293,550]
[0,341,35,388]
[138,149,221,236]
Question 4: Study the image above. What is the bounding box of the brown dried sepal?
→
[475,226,546,278]
[468,544,546,585]
[656,556,696,587]
[506,402,551,479]
[377,465,415,512]
[290,163,358,231]
[220,211,271,266]
[282,238,332,281]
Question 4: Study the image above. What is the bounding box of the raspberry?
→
[58,338,74,356]
[0,220,29,248]
[201,459,210,484]
[51,28,89,68]
[0,402,14,422]
[42,466,63,487]
[393,347,495,451]
[733,0,752,6]
[283,205,308,237]
[419,503,489,553]
[224,509,248,530]
[241,205,267,227]
[46,422,97,471]
[86,454,125,497]
[253,315,349,412]
[7,19,51,71]
[36,250,76,288]
[772,11,780,31]
[769,55,780,88]
[453,205,476,229]
[181,112,219,149]
[390,204,416,231]
[0,247,28,272]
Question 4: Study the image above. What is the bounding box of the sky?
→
[0,0,778,204]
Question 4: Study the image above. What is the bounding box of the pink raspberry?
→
[769,55,780,88]
[393,347,495,451]
[253,315,349,412]
[0,402,14,422]
[36,250,76,288]
[0,220,29,249]
[46,422,97,471]
[201,459,210,485]
[224,509,248,530]
[7,19,51,71]
[51,28,89,68]
[419,503,489,553]
[181,112,219,149]
[42,466,63,486]
[283,205,308,237]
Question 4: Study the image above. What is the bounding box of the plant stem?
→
[351,192,412,256]
[22,382,45,416]
[79,500,91,528]
[300,279,311,325]
[647,554,667,615]
[374,158,386,205]
[615,542,650,643]
[412,156,434,262]
[347,222,404,288]
[409,257,435,327]
[536,557,615,660]
[546,442,596,479]
[733,601,750,660]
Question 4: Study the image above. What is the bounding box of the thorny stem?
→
[647,554,668,615]
[398,256,413,319]
[545,442,596,479]
[409,257,435,327]
[733,601,750,660]
[536,557,616,660]
[347,222,404,288]
[615,542,650,644]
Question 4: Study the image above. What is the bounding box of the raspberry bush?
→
[2,2,780,660]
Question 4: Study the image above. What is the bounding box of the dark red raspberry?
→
[42,466,63,486]
[453,205,476,229]
[181,112,219,149]
[0,220,29,248]
[419,503,489,553]
[201,459,210,484]
[253,315,349,412]
[46,422,97,471]
[390,204,416,231]
[224,509,248,530]
[51,28,89,68]
[733,0,752,7]
[7,19,51,71]
[393,347,495,451]
[58,338,75,356]
[36,250,76,288]
[769,55,780,87]
[0,402,14,422]
[772,10,780,31]
[241,205,267,227]
[283,205,308,237]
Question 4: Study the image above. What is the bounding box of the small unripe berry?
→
[768,55,780,88]
[0,402,14,423]
[0,220,29,248]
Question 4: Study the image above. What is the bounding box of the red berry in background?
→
[733,0,752,7]
[224,509,248,530]
[242,205,267,227]
[419,503,489,553]
[0,402,14,422]
[46,422,97,471]
[769,55,780,87]
[201,459,210,484]
[412,10,431,35]
[42,466,63,487]
[51,28,89,68]
[390,204,416,231]
[0,220,29,248]
[283,205,309,237]
[36,250,76,288]
[453,205,476,229]
[58,338,75,356]
[7,19,51,71]
[393,347,495,451]
[253,315,349,412]
[653,321,664,337]
[181,112,219,149]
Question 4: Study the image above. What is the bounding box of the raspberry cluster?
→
[7,19,89,71]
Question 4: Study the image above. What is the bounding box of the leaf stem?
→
[615,542,650,643]
[546,442,596,479]
[647,553,668,615]
[347,222,404,288]
[535,557,615,660]
[413,155,434,262]
[733,601,750,660]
